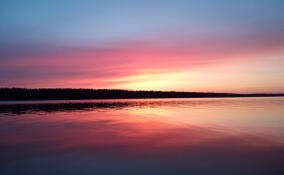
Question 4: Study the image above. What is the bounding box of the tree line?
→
[0,88,283,100]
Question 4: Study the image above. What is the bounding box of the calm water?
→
[0,97,284,175]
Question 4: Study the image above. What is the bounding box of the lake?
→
[0,97,284,175]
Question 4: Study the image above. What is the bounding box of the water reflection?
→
[0,98,284,175]
[1,97,283,115]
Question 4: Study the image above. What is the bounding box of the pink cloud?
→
[1,33,284,91]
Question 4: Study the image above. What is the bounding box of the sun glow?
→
[109,72,191,91]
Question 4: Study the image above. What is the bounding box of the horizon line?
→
[1,87,284,95]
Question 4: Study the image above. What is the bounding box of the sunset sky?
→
[1,0,284,93]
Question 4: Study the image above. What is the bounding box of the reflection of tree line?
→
[1,88,283,115]
[1,88,283,101]
[0,102,131,115]
[0,100,219,115]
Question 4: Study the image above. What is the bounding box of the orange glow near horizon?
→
[105,57,284,93]
[1,39,284,93]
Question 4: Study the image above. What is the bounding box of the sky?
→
[0,0,284,93]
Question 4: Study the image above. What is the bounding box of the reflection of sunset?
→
[1,110,282,159]
[1,98,284,160]
[1,98,284,174]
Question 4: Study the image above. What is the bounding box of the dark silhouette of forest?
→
[0,88,283,101]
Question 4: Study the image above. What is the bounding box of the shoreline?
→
[1,88,284,101]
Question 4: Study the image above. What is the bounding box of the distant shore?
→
[0,88,284,101]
